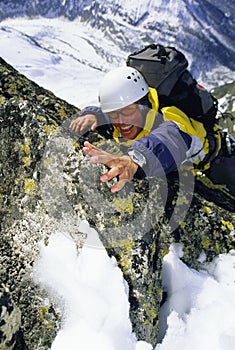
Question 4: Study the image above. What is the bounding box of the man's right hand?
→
[83,141,139,193]
[70,114,98,134]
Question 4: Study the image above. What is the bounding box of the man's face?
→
[107,104,144,140]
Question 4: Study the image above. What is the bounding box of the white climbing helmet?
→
[98,66,149,113]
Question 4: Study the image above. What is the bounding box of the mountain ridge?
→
[0,0,234,84]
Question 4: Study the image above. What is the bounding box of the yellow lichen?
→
[221,219,234,231]
[20,139,31,166]
[201,235,211,249]
[38,307,54,328]
[58,105,74,119]
[112,196,134,216]
[215,242,221,253]
[150,239,157,262]
[175,196,190,206]
[7,83,18,95]
[39,307,49,324]
[113,239,135,276]
[24,178,37,193]
[143,301,158,321]
[46,322,55,329]
[180,221,186,228]
[22,156,31,166]
[183,246,190,255]
[0,96,6,104]
[119,251,133,276]
[73,141,80,148]
[202,206,212,214]
[20,139,31,155]
[36,115,47,122]
[42,124,58,135]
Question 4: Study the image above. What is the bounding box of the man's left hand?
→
[83,141,139,193]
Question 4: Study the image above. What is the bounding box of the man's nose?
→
[117,113,126,124]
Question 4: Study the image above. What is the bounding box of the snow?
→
[34,222,136,350]
[33,222,235,350]
[0,17,127,108]
[157,246,235,350]
[1,16,235,350]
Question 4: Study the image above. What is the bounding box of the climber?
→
[70,66,235,200]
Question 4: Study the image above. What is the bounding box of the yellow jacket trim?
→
[162,106,221,169]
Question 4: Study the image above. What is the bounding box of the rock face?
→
[0,58,235,349]
[0,283,24,350]
[0,58,80,349]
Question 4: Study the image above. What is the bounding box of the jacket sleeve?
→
[129,121,192,178]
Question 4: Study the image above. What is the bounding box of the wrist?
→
[128,150,147,179]
[128,149,147,168]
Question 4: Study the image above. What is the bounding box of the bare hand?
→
[70,114,98,134]
[83,141,139,193]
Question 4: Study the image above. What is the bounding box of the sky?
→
[1,16,235,350]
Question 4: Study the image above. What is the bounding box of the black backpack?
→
[126,43,219,168]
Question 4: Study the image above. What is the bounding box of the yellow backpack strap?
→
[148,87,159,111]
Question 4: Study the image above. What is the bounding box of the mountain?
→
[0,0,235,87]
[212,80,235,136]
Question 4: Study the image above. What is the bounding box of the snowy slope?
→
[0,17,128,107]
[0,0,235,86]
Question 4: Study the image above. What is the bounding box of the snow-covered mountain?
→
[0,0,235,87]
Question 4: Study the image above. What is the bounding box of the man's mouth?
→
[120,125,133,134]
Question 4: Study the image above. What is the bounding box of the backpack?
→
[126,43,219,168]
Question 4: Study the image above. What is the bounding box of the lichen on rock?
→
[0,57,80,349]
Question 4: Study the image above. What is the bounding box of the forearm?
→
[129,122,192,177]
